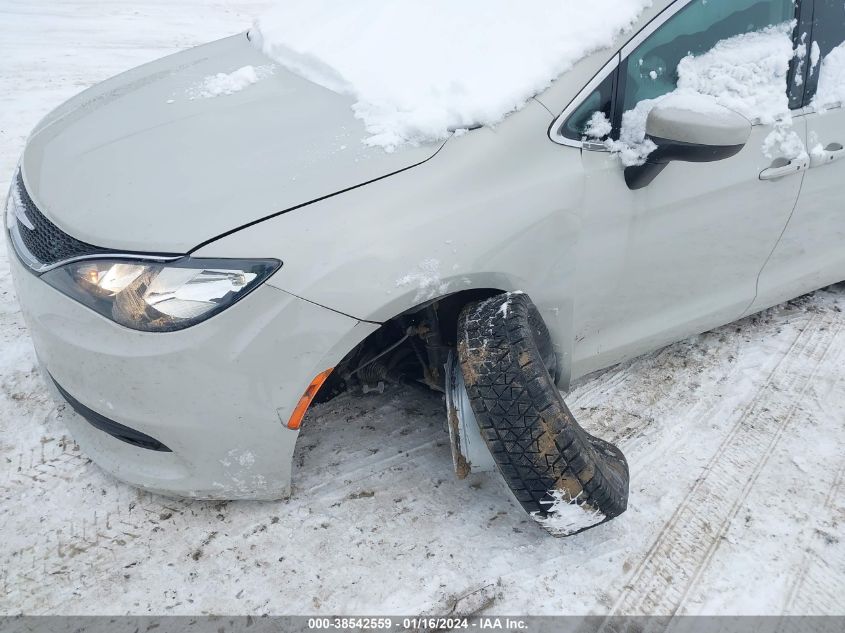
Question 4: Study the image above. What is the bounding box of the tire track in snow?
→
[605,314,844,617]
[569,341,692,413]
[296,438,442,496]
[570,332,749,452]
[780,458,845,616]
[570,362,634,405]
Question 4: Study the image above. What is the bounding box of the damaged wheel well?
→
[314,289,506,403]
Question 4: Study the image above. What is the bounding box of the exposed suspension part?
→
[313,290,503,404]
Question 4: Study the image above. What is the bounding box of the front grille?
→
[13,172,108,268]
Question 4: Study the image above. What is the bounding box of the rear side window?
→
[621,0,798,113]
[807,0,845,108]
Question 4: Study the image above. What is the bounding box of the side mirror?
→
[625,102,752,190]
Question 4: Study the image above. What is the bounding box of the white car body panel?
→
[571,119,807,377]
[196,98,583,383]
[21,34,441,254]
[753,104,845,312]
[7,0,845,499]
[9,247,377,498]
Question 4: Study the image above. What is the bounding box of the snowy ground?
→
[1,0,844,618]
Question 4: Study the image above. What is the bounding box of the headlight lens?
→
[41,257,280,332]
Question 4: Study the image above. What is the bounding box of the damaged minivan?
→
[7,0,845,536]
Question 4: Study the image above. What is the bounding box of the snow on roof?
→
[253,0,653,151]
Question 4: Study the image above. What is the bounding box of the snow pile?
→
[676,24,796,124]
[810,41,822,77]
[793,33,808,88]
[591,22,804,165]
[810,140,826,159]
[533,490,606,537]
[253,0,654,151]
[189,64,274,99]
[812,43,845,110]
[585,111,613,140]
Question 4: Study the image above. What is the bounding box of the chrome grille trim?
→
[6,171,180,274]
[11,171,108,270]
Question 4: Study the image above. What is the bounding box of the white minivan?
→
[6,0,844,536]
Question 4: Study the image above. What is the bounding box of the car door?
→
[558,0,807,378]
[752,0,845,311]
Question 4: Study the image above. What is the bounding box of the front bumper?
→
[9,249,377,499]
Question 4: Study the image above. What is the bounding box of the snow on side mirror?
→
[625,102,752,191]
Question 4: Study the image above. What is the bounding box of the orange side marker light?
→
[287,368,334,430]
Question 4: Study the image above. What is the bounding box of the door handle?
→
[759,156,810,181]
[810,142,845,168]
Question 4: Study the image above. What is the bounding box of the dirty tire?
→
[457,293,629,536]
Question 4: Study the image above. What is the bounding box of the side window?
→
[807,0,845,109]
[560,71,616,141]
[560,0,799,144]
[621,0,797,113]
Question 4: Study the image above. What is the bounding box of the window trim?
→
[549,0,694,148]
[549,0,806,148]
[549,53,621,149]
[790,0,815,108]
[620,0,696,58]
[798,0,845,110]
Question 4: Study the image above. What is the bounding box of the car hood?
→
[21,34,442,254]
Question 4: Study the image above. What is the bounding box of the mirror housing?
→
[625,102,752,190]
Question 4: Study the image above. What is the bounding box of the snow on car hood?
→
[21,34,441,254]
[253,0,653,151]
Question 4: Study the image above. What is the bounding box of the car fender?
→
[193,99,585,388]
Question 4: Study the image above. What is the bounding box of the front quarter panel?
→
[195,100,586,386]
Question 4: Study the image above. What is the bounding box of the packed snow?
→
[813,42,845,110]
[253,0,654,150]
[793,33,807,88]
[584,111,614,140]
[676,23,796,125]
[811,40,822,77]
[534,491,606,537]
[188,64,274,99]
[2,0,845,620]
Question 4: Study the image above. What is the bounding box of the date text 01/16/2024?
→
[306,617,529,630]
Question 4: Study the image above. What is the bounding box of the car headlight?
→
[41,257,280,332]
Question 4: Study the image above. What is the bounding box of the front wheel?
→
[456,292,629,537]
